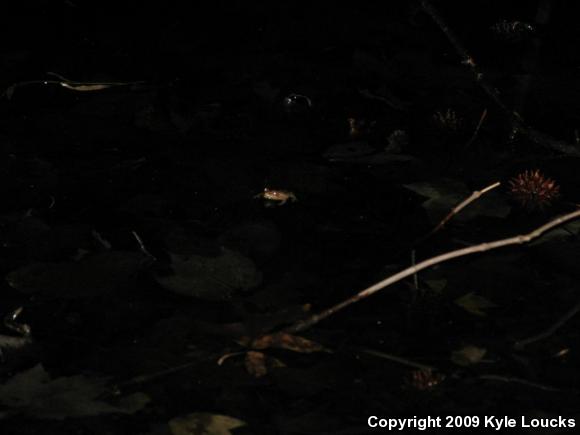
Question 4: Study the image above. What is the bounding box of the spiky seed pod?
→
[508,169,560,210]
[431,109,461,132]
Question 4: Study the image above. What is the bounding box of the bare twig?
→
[463,108,488,150]
[132,230,156,262]
[479,374,574,393]
[412,181,501,250]
[354,347,436,371]
[114,361,198,390]
[411,249,419,293]
[433,182,500,236]
[420,0,580,157]
[391,181,500,263]
[284,209,580,334]
[514,299,580,350]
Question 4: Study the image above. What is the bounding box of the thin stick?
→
[433,182,500,235]
[514,299,580,350]
[413,181,501,249]
[354,347,436,371]
[411,249,419,292]
[478,374,572,393]
[114,361,198,390]
[463,108,488,150]
[284,209,580,334]
[420,0,580,157]
[131,230,155,261]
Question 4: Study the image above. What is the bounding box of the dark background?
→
[0,1,579,434]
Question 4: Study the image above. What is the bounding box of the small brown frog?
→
[254,188,297,206]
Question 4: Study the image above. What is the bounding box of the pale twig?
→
[420,0,580,157]
[411,181,501,251]
[353,347,436,371]
[478,374,573,393]
[514,299,580,350]
[431,182,501,236]
[391,181,500,266]
[132,230,156,262]
[463,108,488,150]
[285,209,580,334]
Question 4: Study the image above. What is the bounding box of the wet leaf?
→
[240,332,330,354]
[245,350,286,378]
[424,279,447,293]
[156,249,262,300]
[245,351,268,378]
[451,345,487,366]
[0,364,149,420]
[6,251,147,298]
[454,292,497,316]
[169,412,246,435]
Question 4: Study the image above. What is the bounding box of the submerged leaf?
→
[6,251,147,298]
[451,345,487,366]
[0,364,149,420]
[156,248,262,300]
[454,292,497,317]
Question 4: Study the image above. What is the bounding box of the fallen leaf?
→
[169,412,246,435]
[240,332,330,354]
[454,292,497,316]
[245,351,268,378]
[156,248,262,300]
[451,345,487,366]
[0,364,149,420]
[6,251,148,299]
[424,279,447,293]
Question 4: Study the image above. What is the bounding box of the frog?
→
[254,188,297,206]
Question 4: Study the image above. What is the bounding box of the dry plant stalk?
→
[432,181,501,236]
[514,300,580,350]
[408,181,500,253]
[285,208,580,334]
